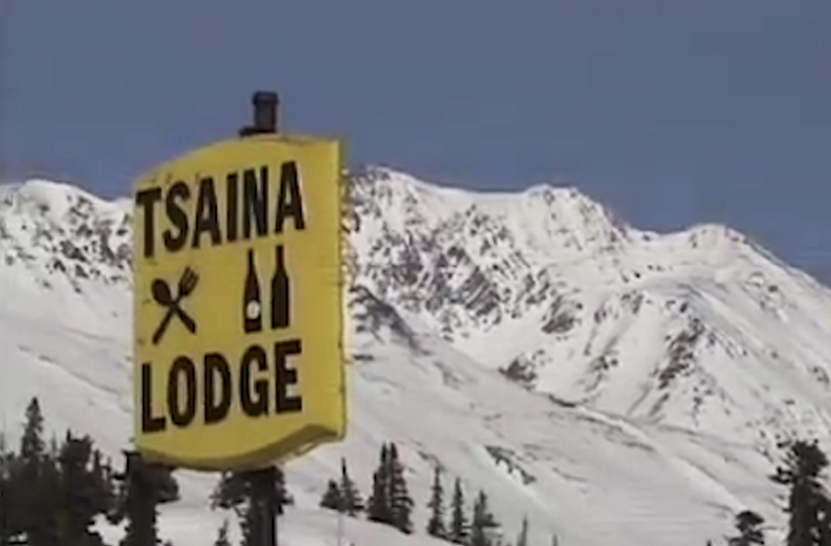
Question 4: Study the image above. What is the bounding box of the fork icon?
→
[151,267,199,345]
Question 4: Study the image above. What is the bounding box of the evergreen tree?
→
[772,439,830,546]
[275,467,293,513]
[213,519,232,546]
[0,475,7,546]
[339,458,364,517]
[112,452,179,546]
[210,468,293,546]
[727,510,765,546]
[819,502,831,546]
[211,471,247,517]
[516,516,529,546]
[33,459,62,546]
[211,467,293,518]
[56,431,115,546]
[12,397,60,546]
[90,450,117,517]
[388,443,413,534]
[211,471,254,545]
[0,433,15,546]
[426,466,446,539]
[366,444,392,525]
[0,400,117,546]
[470,490,499,546]
[319,480,342,511]
[19,398,45,463]
[449,477,468,544]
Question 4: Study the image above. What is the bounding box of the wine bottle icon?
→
[243,249,263,333]
[271,245,290,329]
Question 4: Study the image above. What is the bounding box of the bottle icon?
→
[243,249,263,333]
[271,244,290,329]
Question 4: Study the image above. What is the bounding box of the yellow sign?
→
[132,135,346,471]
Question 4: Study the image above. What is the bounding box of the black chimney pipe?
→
[239,90,279,136]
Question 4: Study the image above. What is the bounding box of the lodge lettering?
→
[136,161,306,259]
[141,339,303,433]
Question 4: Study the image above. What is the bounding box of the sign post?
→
[238,91,281,546]
[131,90,348,546]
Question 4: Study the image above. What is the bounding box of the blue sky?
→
[1,1,830,277]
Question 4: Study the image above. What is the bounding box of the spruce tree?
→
[13,397,61,546]
[388,443,414,534]
[57,431,115,546]
[211,470,255,546]
[15,397,46,535]
[339,458,364,517]
[0,474,7,546]
[210,468,292,546]
[819,503,831,546]
[33,456,61,546]
[112,452,179,546]
[0,401,117,546]
[211,471,247,517]
[470,490,499,546]
[772,439,830,546]
[366,444,392,525]
[727,509,765,546]
[89,449,117,518]
[516,516,529,546]
[426,466,446,539]
[214,519,232,546]
[0,433,15,546]
[279,468,293,512]
[211,467,293,518]
[19,398,45,463]
[449,477,468,544]
[319,480,342,511]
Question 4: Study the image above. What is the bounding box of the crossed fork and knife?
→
[151,266,199,345]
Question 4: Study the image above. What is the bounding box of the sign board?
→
[132,135,347,471]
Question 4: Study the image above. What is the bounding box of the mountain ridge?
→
[3,166,831,545]
[344,167,831,454]
[6,167,831,453]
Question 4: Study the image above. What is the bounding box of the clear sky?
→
[1,1,829,277]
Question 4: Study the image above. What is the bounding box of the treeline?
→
[8,397,831,546]
[210,435,831,546]
[315,442,548,546]
[0,397,178,546]
[711,438,831,546]
[0,398,542,546]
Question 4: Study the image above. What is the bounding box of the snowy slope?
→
[348,166,831,456]
[1,170,828,545]
[99,505,457,546]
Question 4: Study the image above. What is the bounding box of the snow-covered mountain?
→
[3,167,831,545]
[348,167,831,454]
